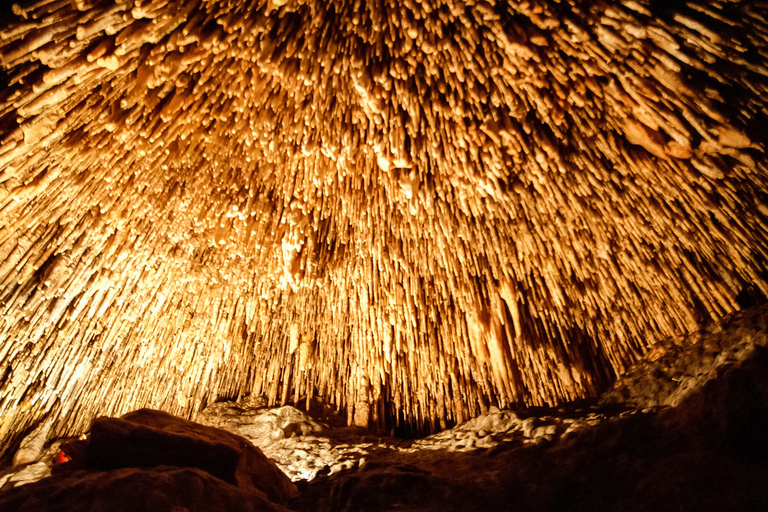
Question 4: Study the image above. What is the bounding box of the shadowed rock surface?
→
[604,306,768,408]
[292,343,768,512]
[0,466,292,512]
[85,409,298,503]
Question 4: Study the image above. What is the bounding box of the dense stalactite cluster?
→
[1,0,767,453]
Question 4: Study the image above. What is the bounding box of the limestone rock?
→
[199,401,325,448]
[1,436,63,491]
[2,462,51,489]
[291,343,768,512]
[0,409,299,511]
[352,403,370,429]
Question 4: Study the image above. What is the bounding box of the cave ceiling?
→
[0,0,767,449]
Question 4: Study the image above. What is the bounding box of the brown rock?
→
[0,0,768,455]
[0,465,291,512]
[84,409,297,504]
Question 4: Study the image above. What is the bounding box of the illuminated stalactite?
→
[0,0,767,454]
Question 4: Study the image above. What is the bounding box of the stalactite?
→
[0,0,768,454]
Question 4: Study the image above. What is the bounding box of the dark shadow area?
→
[292,347,768,512]
[0,4,17,31]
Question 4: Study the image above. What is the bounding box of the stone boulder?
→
[85,409,297,504]
[0,409,298,512]
[603,306,768,409]
[1,421,67,491]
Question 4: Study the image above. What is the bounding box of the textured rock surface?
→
[0,466,292,512]
[604,306,768,408]
[291,345,768,512]
[11,417,53,467]
[198,399,325,446]
[195,394,629,482]
[0,461,51,491]
[3,306,768,510]
[256,403,630,482]
[0,438,64,491]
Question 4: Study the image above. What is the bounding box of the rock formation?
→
[0,0,767,457]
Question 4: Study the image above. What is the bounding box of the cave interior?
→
[1,0,768,510]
